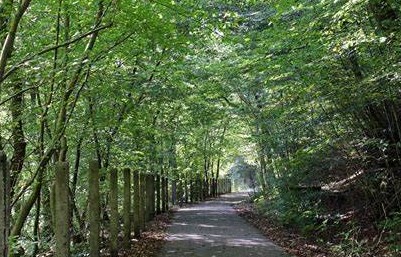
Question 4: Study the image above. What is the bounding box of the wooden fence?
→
[0,151,232,257]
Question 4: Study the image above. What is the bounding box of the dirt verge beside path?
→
[233,200,330,257]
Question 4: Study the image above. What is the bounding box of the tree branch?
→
[1,23,112,83]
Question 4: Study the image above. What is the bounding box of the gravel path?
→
[158,193,289,257]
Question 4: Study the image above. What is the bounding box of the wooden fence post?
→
[209,179,212,197]
[184,178,189,203]
[0,151,9,257]
[161,176,166,212]
[194,179,198,202]
[214,179,217,196]
[88,160,100,257]
[146,174,155,221]
[150,174,155,218]
[144,174,149,222]
[177,176,183,205]
[199,177,202,202]
[139,173,146,230]
[189,179,194,203]
[164,177,169,211]
[171,179,176,206]
[213,178,217,197]
[55,162,70,257]
[156,174,161,214]
[123,168,131,249]
[133,170,140,238]
[224,179,227,193]
[109,168,118,257]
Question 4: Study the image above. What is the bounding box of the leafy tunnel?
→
[0,0,400,256]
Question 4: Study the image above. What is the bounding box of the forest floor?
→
[233,198,398,257]
[123,212,172,257]
[233,200,329,257]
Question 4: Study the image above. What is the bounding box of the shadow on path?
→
[157,192,289,257]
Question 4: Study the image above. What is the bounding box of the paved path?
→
[158,193,288,257]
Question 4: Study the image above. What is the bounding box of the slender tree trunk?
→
[9,81,27,198]
[72,137,83,195]
[0,0,32,83]
[88,98,103,169]
[69,188,85,240]
[10,156,49,238]
[32,190,41,257]
[9,1,109,246]
[0,151,9,257]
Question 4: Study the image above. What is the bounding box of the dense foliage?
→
[0,0,400,256]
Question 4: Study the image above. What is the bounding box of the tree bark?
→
[32,193,41,257]
[9,81,27,199]
[0,151,9,257]
[0,0,32,83]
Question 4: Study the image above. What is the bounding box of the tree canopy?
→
[0,0,400,256]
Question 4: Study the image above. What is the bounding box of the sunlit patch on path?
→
[158,193,288,257]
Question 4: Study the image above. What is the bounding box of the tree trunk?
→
[9,81,27,199]
[72,137,83,195]
[0,0,32,82]
[32,192,41,257]
[0,151,9,257]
